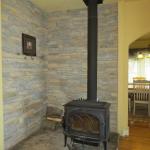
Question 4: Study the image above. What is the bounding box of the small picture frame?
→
[22,33,36,56]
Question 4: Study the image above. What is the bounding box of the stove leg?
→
[103,141,108,150]
[64,135,67,147]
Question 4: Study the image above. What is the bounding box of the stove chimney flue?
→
[83,0,103,101]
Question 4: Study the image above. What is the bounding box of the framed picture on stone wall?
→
[22,33,36,56]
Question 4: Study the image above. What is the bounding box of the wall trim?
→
[121,127,129,137]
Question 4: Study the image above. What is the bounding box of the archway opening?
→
[128,33,150,128]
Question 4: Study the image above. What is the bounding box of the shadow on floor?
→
[11,128,118,150]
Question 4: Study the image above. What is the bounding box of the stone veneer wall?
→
[46,3,118,132]
[2,1,118,149]
[2,0,47,149]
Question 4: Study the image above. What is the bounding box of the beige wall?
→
[118,0,150,135]
[130,38,150,49]
[0,0,4,149]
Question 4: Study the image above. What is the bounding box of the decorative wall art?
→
[22,33,36,56]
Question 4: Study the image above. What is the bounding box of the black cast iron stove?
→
[63,0,110,149]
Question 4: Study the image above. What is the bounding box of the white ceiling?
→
[30,0,117,12]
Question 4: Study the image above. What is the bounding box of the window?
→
[128,57,150,83]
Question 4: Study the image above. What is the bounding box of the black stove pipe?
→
[83,0,103,101]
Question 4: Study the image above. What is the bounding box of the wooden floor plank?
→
[119,124,150,150]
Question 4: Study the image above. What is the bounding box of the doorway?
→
[119,34,150,150]
[128,34,150,127]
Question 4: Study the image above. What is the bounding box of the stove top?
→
[64,99,110,109]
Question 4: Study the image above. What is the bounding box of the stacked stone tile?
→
[2,0,47,149]
[2,0,118,149]
[45,4,118,132]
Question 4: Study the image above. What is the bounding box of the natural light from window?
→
[128,56,150,83]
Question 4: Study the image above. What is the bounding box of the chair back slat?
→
[133,83,150,102]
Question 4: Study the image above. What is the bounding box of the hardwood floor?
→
[119,123,150,150]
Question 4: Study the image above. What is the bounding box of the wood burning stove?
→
[63,0,110,149]
[64,101,110,149]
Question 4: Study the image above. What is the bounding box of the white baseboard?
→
[121,127,129,137]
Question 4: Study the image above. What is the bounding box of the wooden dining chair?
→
[133,84,150,116]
